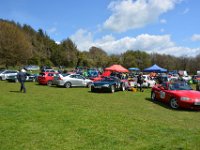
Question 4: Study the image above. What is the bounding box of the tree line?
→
[0,19,200,74]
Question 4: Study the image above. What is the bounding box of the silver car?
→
[53,74,93,88]
[0,70,18,80]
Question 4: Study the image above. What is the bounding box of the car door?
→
[157,83,170,102]
[75,75,86,86]
[68,75,78,86]
[47,73,54,81]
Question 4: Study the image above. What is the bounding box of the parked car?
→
[0,70,18,80]
[127,75,156,89]
[40,66,52,72]
[156,75,169,84]
[182,75,192,82]
[192,75,200,84]
[37,72,57,86]
[42,69,56,73]
[24,65,40,71]
[6,72,37,82]
[91,76,126,93]
[140,75,156,88]
[151,81,200,110]
[53,73,93,88]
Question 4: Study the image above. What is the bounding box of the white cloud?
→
[182,8,190,14]
[70,29,200,57]
[70,29,94,51]
[47,27,57,34]
[153,46,200,57]
[191,34,200,42]
[160,19,167,24]
[55,41,61,45]
[160,28,165,32]
[103,0,180,32]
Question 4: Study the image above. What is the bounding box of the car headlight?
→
[180,97,190,101]
[103,84,110,87]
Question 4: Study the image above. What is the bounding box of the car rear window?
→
[62,73,70,77]
[39,73,46,76]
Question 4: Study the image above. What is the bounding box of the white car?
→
[53,73,93,88]
[0,70,18,80]
[139,75,156,88]
[182,75,192,82]
[128,75,156,88]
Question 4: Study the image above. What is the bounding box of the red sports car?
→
[37,72,57,86]
[151,81,200,110]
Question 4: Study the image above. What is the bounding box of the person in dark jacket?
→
[137,72,144,92]
[17,69,27,93]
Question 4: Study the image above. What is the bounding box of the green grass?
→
[0,81,200,150]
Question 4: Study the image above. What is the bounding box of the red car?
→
[37,72,57,86]
[151,81,200,110]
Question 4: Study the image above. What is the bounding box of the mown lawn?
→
[0,81,200,150]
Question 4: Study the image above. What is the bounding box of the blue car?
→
[91,76,126,93]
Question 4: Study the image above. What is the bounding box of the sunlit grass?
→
[0,81,200,150]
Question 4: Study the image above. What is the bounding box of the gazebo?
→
[143,64,167,73]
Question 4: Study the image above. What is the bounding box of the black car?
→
[91,76,126,93]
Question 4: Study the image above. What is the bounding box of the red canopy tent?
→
[105,64,129,73]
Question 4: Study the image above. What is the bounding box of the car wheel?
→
[64,82,71,88]
[121,83,125,91]
[0,77,2,81]
[151,92,156,101]
[47,81,53,86]
[110,85,115,93]
[170,98,179,109]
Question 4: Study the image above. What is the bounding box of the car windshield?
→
[169,82,192,90]
[39,73,46,76]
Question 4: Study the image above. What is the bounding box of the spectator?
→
[17,69,27,93]
[137,72,144,92]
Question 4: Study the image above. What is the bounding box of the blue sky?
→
[1,0,200,56]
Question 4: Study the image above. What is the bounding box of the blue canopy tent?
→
[128,67,140,71]
[143,64,167,73]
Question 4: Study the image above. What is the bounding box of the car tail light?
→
[58,77,62,80]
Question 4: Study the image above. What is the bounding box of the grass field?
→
[0,81,200,150]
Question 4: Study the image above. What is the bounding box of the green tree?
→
[133,50,151,70]
[60,38,78,67]
[107,54,121,66]
[0,20,32,67]
[88,46,109,67]
[121,50,137,68]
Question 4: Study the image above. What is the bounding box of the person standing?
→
[17,69,27,93]
[137,72,144,92]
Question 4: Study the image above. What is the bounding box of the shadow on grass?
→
[88,90,124,94]
[145,97,172,110]
[145,97,200,112]
[9,91,21,93]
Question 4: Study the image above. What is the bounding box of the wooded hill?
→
[0,19,200,73]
